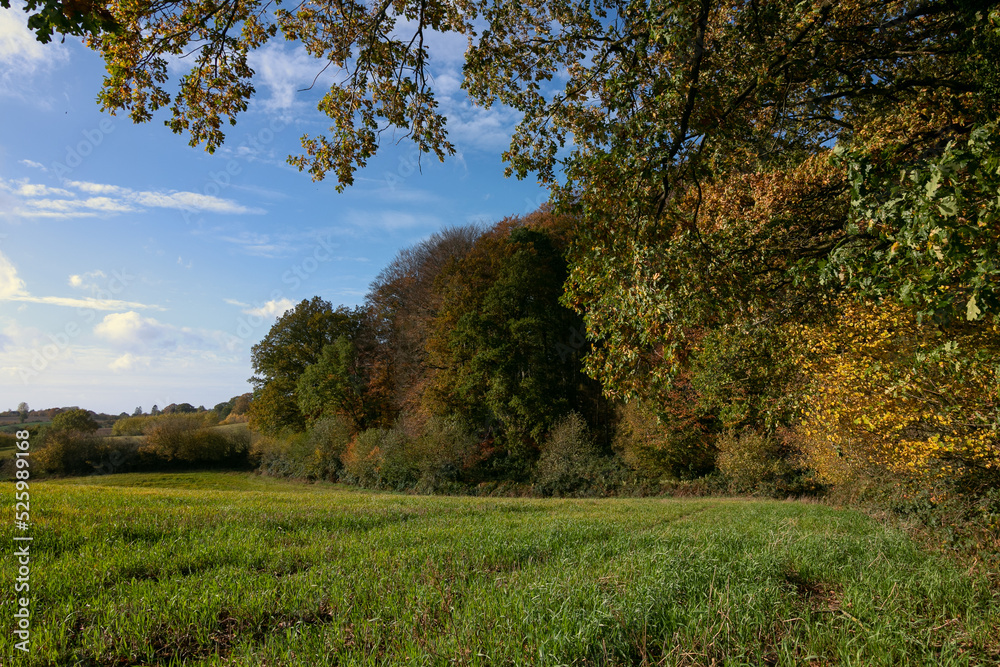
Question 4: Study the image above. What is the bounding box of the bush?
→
[33,431,145,476]
[341,428,384,487]
[139,416,245,465]
[533,413,621,497]
[253,431,312,479]
[112,412,218,437]
[412,416,479,493]
[715,428,820,496]
[337,426,413,489]
[304,417,352,480]
[111,415,149,436]
[612,400,715,480]
[33,430,96,475]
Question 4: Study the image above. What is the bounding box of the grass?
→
[1,472,997,666]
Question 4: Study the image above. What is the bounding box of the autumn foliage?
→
[30,0,999,517]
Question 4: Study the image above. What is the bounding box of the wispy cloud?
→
[18,159,49,172]
[0,4,69,103]
[346,210,444,232]
[0,177,266,220]
[216,230,294,257]
[0,249,161,311]
[248,44,345,114]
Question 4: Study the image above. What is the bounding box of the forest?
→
[8,0,999,536]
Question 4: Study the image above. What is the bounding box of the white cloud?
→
[248,44,343,113]
[94,312,180,347]
[11,294,163,311]
[66,181,127,196]
[0,250,27,300]
[68,270,107,292]
[131,190,259,214]
[0,177,265,220]
[19,159,47,171]
[0,249,161,311]
[242,298,295,319]
[224,298,250,307]
[14,182,72,197]
[109,353,152,373]
[0,5,69,102]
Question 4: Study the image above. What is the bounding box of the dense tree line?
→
[16,1,999,509]
[248,212,627,491]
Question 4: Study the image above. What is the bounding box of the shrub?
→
[412,416,479,493]
[338,426,415,489]
[612,400,715,480]
[715,428,820,496]
[112,412,218,437]
[111,415,148,436]
[139,416,244,465]
[303,417,352,480]
[534,413,620,497]
[33,430,144,476]
[252,431,312,478]
[376,427,419,490]
[340,428,385,487]
[33,430,95,475]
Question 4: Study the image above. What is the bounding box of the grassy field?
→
[0,422,47,434]
[1,472,997,666]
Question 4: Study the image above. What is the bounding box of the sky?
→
[0,5,548,415]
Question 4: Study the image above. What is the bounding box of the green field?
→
[2,472,997,666]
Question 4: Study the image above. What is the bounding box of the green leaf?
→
[937,196,958,217]
[966,294,982,321]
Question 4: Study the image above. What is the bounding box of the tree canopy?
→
[50,408,100,434]
[19,1,999,342]
[249,297,366,433]
[18,0,999,492]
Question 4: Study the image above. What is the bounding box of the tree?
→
[50,408,99,434]
[162,403,197,414]
[366,225,482,419]
[296,336,372,431]
[151,404,161,416]
[427,219,609,472]
[248,297,365,434]
[29,0,1000,472]
[21,0,999,422]
[17,402,29,423]
[133,406,143,416]
[230,394,251,416]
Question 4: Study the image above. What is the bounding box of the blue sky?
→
[0,5,548,415]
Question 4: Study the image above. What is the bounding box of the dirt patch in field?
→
[783,567,842,613]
